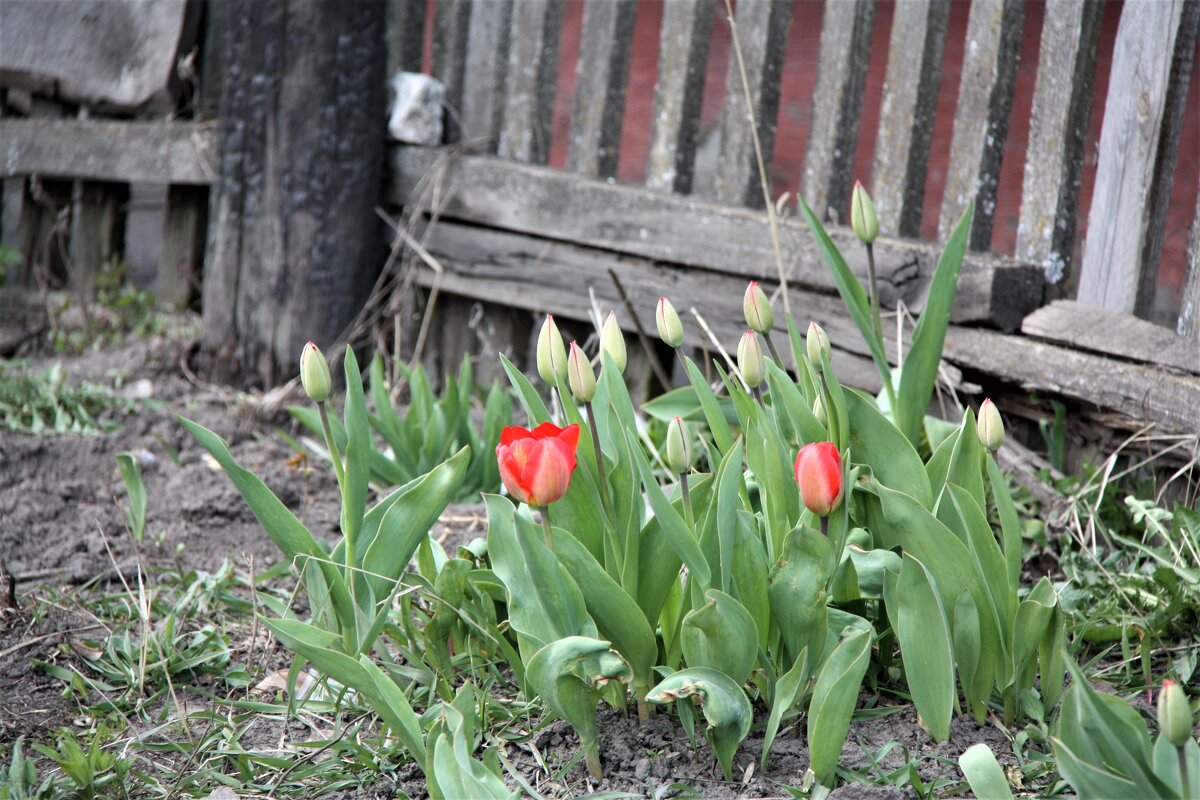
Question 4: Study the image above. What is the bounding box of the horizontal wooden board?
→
[1020,300,1200,375]
[389,146,1044,331]
[0,118,216,185]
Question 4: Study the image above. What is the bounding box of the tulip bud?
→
[1158,679,1194,748]
[813,395,827,426]
[737,331,764,388]
[795,441,843,516]
[536,315,568,385]
[665,416,691,474]
[600,311,627,374]
[300,341,331,404]
[743,281,774,334]
[977,398,1005,452]
[568,341,596,403]
[851,181,878,245]
[656,297,683,348]
[807,322,831,365]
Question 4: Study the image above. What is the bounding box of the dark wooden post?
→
[202,0,386,384]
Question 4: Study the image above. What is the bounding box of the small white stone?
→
[388,72,445,146]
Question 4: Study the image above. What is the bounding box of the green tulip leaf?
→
[769,524,835,666]
[646,668,752,781]
[845,389,932,509]
[807,628,873,785]
[681,589,759,686]
[884,554,954,742]
[959,743,1015,800]
[761,649,810,770]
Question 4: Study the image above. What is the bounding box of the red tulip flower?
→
[496,422,581,507]
[794,442,843,516]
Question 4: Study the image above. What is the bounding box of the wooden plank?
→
[646,0,713,194]
[871,0,949,238]
[70,180,128,297]
[498,0,565,164]
[942,326,1200,437]
[1014,0,1102,293]
[1021,300,1200,376]
[0,119,216,185]
[431,0,472,143]
[938,0,1024,249]
[566,0,637,178]
[461,0,513,149]
[1181,179,1200,336]
[710,0,792,208]
[802,0,876,222]
[390,147,1044,330]
[158,185,208,310]
[387,0,427,76]
[198,0,229,120]
[1077,0,1186,314]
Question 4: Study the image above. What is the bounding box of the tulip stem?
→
[1178,745,1188,795]
[584,401,612,518]
[540,508,555,553]
[764,333,784,370]
[865,241,884,348]
[680,471,694,529]
[820,515,829,537]
[318,402,346,490]
[752,385,765,407]
[585,745,603,780]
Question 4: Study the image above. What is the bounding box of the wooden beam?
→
[645,0,713,194]
[0,119,216,185]
[1021,300,1200,376]
[390,147,1044,330]
[567,0,636,178]
[461,0,512,150]
[498,0,565,164]
[1077,0,1187,314]
[871,0,949,238]
[802,0,876,222]
[1014,0,1102,292]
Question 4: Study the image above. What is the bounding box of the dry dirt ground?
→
[0,322,1015,799]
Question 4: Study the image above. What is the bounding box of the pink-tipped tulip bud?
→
[300,342,331,404]
[977,398,1005,452]
[656,297,684,348]
[851,181,878,245]
[737,330,765,388]
[665,416,691,474]
[743,281,774,334]
[795,441,843,516]
[567,341,597,403]
[807,322,831,365]
[600,311,627,374]
[813,395,827,427]
[1158,679,1194,748]
[537,315,568,385]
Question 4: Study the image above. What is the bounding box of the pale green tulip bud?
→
[665,416,691,474]
[1158,679,1194,749]
[851,181,878,245]
[300,341,331,404]
[743,281,774,334]
[977,398,1005,452]
[807,322,831,365]
[568,341,596,403]
[600,311,627,374]
[536,314,568,385]
[813,395,827,426]
[656,297,683,348]
[737,331,764,388]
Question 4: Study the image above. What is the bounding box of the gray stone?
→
[388,72,444,146]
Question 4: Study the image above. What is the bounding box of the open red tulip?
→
[794,441,843,516]
[496,422,581,507]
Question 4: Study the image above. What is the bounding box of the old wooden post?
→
[202,0,386,384]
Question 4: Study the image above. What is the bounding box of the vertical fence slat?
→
[1181,182,1200,336]
[158,185,208,310]
[388,0,427,76]
[1077,0,1188,315]
[461,0,512,150]
[1014,0,1102,293]
[802,0,876,221]
[711,0,792,208]
[871,0,949,238]
[567,0,637,178]
[432,0,472,144]
[499,0,565,165]
[938,0,1023,248]
[646,0,713,194]
[71,180,128,297]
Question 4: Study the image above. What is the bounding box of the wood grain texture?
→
[158,185,208,310]
[1014,0,1102,289]
[938,0,1023,249]
[498,0,565,164]
[567,0,636,178]
[387,0,427,76]
[0,119,216,185]
[802,0,876,222]
[1021,300,1200,375]
[390,147,1044,330]
[646,0,713,194]
[70,181,128,297]
[1181,178,1200,336]
[431,0,472,143]
[461,0,512,150]
[871,0,949,238]
[1077,0,1185,314]
[710,0,792,208]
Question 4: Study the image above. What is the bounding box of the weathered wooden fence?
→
[2,0,1198,449]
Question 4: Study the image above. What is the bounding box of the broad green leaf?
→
[847,547,901,599]
[987,455,1023,593]
[769,525,834,666]
[761,648,809,770]
[807,628,872,785]
[954,589,990,723]
[499,352,552,424]
[631,438,711,589]
[896,201,972,445]
[1008,578,1057,693]
[713,439,744,594]
[637,474,715,628]
[845,389,932,508]
[944,408,986,512]
[959,743,1015,800]
[731,511,771,651]
[646,668,752,782]
[885,555,954,742]
[683,356,734,454]
[1038,606,1067,713]
[944,483,1013,636]
[341,349,372,547]
[116,452,146,540]
[765,360,828,445]
[681,589,758,686]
